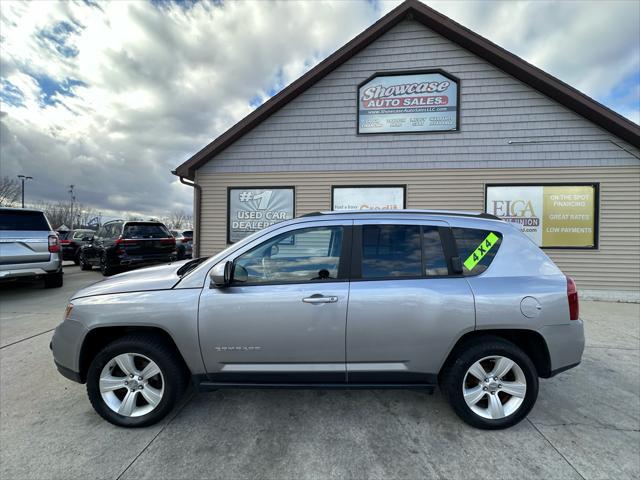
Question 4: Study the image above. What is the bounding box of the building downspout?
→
[174,171,202,258]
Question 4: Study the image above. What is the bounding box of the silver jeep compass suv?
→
[51,210,584,429]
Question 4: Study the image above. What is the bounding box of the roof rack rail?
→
[298,210,502,221]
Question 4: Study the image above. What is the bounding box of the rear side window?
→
[452,227,503,276]
[0,211,50,231]
[123,223,170,239]
[362,225,421,278]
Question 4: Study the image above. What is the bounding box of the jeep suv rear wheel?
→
[442,337,538,429]
[86,334,187,428]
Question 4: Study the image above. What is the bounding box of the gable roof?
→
[174,0,640,180]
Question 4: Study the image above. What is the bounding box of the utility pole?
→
[68,185,76,230]
[17,175,33,208]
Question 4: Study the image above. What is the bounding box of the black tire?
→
[73,250,81,265]
[100,254,114,276]
[79,252,92,271]
[176,245,185,260]
[441,337,538,430]
[44,271,63,288]
[86,334,188,428]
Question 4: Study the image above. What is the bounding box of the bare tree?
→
[168,209,189,229]
[29,200,98,229]
[0,176,21,206]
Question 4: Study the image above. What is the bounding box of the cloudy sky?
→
[1,0,638,219]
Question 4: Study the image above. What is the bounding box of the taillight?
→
[567,276,579,320]
[115,238,139,246]
[160,238,176,245]
[48,235,60,253]
[60,239,71,245]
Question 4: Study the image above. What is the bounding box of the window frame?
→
[450,226,504,277]
[230,224,353,287]
[350,221,456,282]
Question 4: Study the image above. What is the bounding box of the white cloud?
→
[1,0,637,217]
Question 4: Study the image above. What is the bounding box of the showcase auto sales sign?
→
[358,72,458,134]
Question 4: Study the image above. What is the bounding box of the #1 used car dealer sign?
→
[358,71,458,134]
[228,187,294,243]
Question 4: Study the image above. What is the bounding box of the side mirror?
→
[210,260,234,288]
[83,235,93,242]
[451,256,463,275]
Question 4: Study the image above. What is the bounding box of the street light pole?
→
[68,185,76,230]
[17,175,33,208]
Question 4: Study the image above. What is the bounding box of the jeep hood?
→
[71,260,191,299]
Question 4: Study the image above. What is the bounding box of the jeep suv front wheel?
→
[441,337,538,430]
[86,334,187,427]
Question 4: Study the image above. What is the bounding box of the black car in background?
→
[59,229,95,264]
[170,229,193,260]
[79,220,177,276]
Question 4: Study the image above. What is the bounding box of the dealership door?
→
[198,223,351,384]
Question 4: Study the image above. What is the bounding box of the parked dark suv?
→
[79,220,177,276]
[60,229,95,264]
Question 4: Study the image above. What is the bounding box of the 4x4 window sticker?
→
[463,232,500,271]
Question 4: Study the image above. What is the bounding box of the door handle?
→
[302,295,338,304]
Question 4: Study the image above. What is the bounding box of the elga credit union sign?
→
[486,185,598,248]
[358,71,458,134]
[228,187,294,242]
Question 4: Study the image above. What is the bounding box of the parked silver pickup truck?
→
[0,207,63,288]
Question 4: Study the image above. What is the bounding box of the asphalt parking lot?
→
[1,265,638,480]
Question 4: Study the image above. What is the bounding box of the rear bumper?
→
[0,255,62,280]
[540,319,585,376]
[61,247,78,260]
[115,255,175,267]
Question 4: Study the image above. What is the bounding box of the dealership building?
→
[174,0,640,301]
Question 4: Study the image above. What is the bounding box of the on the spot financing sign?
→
[358,71,458,134]
[486,185,597,248]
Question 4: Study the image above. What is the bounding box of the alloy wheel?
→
[462,355,527,420]
[99,353,164,417]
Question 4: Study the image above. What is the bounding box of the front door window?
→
[234,226,344,284]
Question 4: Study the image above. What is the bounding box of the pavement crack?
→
[585,346,639,351]
[527,419,586,480]
[0,328,55,349]
[531,421,639,432]
[115,391,194,480]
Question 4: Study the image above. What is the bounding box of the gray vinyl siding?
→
[199,19,639,174]
[196,166,640,295]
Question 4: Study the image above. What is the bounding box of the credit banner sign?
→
[228,187,294,243]
[358,71,458,134]
[486,185,598,248]
[332,186,405,211]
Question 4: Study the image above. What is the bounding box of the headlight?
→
[64,303,74,320]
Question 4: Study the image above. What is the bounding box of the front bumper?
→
[540,319,585,376]
[51,319,87,383]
